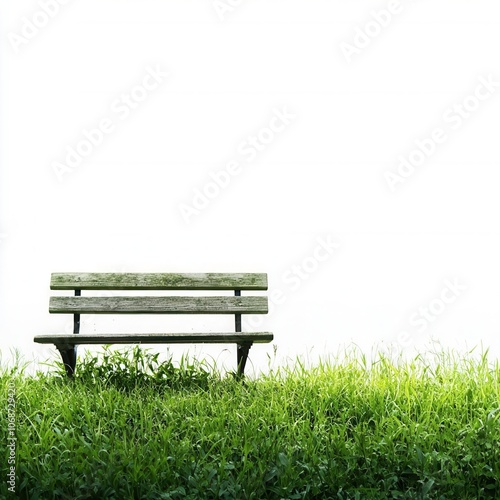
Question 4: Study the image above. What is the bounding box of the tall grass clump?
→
[1,347,499,499]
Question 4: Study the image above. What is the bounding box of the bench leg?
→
[56,345,77,377]
[236,342,252,378]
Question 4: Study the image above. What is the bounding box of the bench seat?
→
[35,332,274,345]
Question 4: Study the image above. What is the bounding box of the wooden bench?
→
[34,272,273,377]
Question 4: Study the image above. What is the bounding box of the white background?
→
[1,0,500,374]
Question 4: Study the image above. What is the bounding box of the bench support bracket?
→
[235,289,252,377]
[236,341,252,378]
[57,289,80,377]
[56,345,77,377]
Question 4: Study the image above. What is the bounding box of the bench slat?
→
[34,332,273,344]
[49,296,268,314]
[51,273,268,291]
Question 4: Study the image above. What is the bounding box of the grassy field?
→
[1,347,499,499]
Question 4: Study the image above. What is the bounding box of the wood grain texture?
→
[49,296,268,314]
[50,273,268,291]
[34,332,273,344]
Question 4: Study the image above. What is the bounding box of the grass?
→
[1,347,500,499]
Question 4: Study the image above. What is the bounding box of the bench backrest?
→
[49,273,269,315]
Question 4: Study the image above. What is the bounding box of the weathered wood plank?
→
[49,296,268,314]
[34,332,274,344]
[51,273,268,291]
